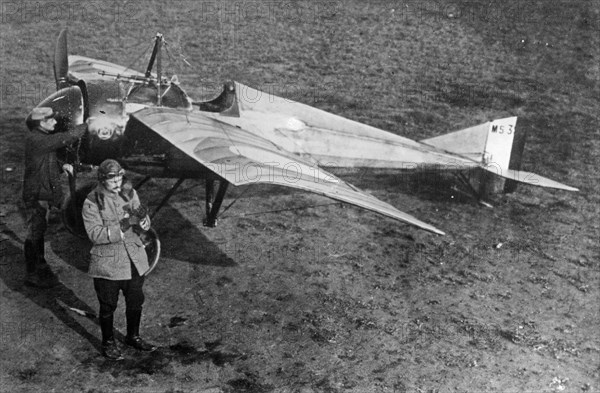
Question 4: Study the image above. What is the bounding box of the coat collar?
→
[95,183,119,199]
[34,126,51,135]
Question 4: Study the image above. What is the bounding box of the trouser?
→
[23,200,50,274]
[94,264,145,342]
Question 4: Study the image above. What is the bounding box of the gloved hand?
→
[138,216,151,231]
[131,205,149,219]
[120,217,131,232]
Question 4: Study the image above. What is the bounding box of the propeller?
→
[54,28,69,90]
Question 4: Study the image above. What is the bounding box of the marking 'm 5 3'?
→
[491,124,514,135]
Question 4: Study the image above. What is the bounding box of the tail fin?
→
[421,116,517,167]
[423,117,578,192]
[482,117,517,170]
[481,117,578,191]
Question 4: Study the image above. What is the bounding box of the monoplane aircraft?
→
[35,29,578,243]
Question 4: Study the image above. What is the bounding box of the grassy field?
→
[1,1,599,392]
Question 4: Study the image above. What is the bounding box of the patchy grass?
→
[1,0,598,392]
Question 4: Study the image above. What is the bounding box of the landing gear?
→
[203,179,229,227]
[139,176,230,226]
[149,178,185,219]
[454,169,502,208]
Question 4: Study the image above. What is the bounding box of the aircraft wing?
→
[131,107,445,235]
[204,81,477,170]
[68,55,152,82]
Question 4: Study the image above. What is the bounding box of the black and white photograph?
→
[0,1,598,392]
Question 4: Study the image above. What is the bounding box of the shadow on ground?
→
[0,220,102,352]
[151,205,236,267]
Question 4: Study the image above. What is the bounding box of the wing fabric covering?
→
[206,82,478,169]
[132,107,445,235]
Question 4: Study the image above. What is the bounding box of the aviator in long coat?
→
[22,124,85,206]
[82,184,150,280]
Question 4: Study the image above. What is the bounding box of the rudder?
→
[481,117,517,171]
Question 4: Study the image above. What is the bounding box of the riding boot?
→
[125,309,156,352]
[35,235,47,265]
[100,313,115,343]
[126,309,141,338]
[100,314,123,360]
[24,240,37,274]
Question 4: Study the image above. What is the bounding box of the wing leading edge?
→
[131,107,445,235]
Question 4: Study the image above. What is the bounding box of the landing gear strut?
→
[132,176,230,227]
[204,179,229,227]
[149,178,185,219]
[454,169,497,208]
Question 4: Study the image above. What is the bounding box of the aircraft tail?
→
[479,117,577,191]
[421,116,517,169]
[422,117,578,192]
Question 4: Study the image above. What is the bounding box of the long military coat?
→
[82,183,150,280]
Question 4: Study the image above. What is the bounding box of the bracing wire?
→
[121,37,155,76]
[163,39,195,77]
[218,185,252,217]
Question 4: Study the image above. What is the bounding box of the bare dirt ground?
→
[1,1,599,392]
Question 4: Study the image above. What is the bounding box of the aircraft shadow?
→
[50,229,93,274]
[213,169,480,205]
[151,205,236,267]
[120,176,236,266]
[341,169,479,205]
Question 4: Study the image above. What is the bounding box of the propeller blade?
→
[54,28,69,90]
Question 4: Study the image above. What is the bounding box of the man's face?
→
[39,117,57,132]
[102,173,124,193]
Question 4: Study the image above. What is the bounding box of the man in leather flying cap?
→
[82,159,156,360]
